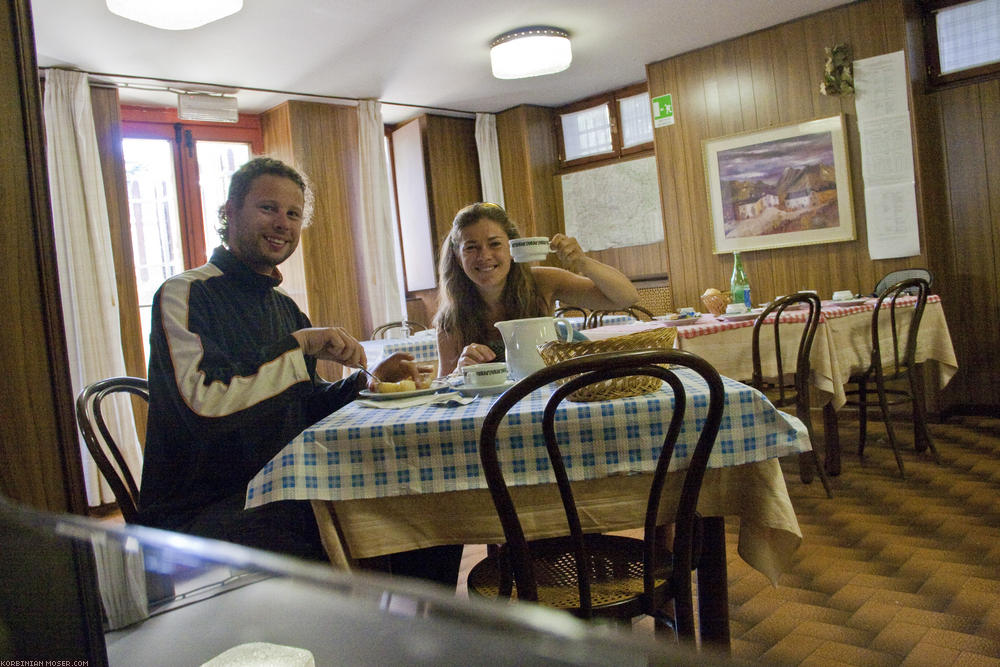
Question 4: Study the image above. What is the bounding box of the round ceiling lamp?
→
[490,26,572,80]
[106,0,243,30]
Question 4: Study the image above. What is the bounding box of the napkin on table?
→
[356,391,474,409]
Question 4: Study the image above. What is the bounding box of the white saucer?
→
[456,380,515,397]
[716,311,761,322]
[824,298,869,307]
[655,314,704,326]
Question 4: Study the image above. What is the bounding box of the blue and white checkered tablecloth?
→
[246,370,811,508]
[360,334,439,366]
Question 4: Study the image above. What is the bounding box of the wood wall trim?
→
[1,0,86,511]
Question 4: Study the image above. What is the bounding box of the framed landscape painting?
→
[703,115,855,253]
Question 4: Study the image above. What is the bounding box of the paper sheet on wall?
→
[854,51,920,259]
[561,156,664,251]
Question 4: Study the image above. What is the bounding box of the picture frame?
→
[703,114,855,254]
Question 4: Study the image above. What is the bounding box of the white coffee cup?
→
[832,290,853,301]
[509,237,550,263]
[463,362,509,387]
[726,303,748,314]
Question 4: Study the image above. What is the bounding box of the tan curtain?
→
[356,100,406,330]
[43,69,142,507]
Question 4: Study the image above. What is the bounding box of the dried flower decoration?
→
[820,43,854,96]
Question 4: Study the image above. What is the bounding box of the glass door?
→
[121,107,261,363]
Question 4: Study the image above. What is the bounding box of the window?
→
[120,106,262,361]
[556,83,654,168]
[924,0,1000,86]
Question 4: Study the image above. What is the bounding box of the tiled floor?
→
[457,415,1000,666]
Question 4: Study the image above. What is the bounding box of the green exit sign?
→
[651,93,674,128]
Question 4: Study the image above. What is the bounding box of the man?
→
[137,157,435,569]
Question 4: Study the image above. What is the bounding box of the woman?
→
[435,202,639,375]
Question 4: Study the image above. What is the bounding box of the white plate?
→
[358,386,438,401]
[654,314,704,327]
[358,380,445,401]
[715,311,761,322]
[456,380,515,397]
[824,298,870,307]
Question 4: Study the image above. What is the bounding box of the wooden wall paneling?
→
[981,81,1000,318]
[645,59,680,280]
[801,12,860,297]
[981,79,1000,401]
[496,106,533,231]
[496,104,561,240]
[646,0,923,315]
[423,115,481,250]
[1,0,84,512]
[939,84,998,406]
[524,105,561,240]
[287,102,363,334]
[671,50,715,301]
[734,37,761,131]
[262,101,363,379]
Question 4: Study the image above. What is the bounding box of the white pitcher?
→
[495,316,574,381]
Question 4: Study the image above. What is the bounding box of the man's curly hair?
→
[216,157,315,244]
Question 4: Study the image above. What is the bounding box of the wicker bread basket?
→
[536,327,678,402]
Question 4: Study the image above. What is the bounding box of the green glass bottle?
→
[730,251,751,309]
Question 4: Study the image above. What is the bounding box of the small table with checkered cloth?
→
[247,370,812,650]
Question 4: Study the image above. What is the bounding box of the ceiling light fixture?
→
[106,0,243,31]
[490,26,572,80]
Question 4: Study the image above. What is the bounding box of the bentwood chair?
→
[846,277,939,477]
[75,376,149,523]
[554,305,589,319]
[585,304,656,328]
[76,376,176,608]
[465,349,725,642]
[751,293,833,498]
[873,268,933,297]
[370,320,427,339]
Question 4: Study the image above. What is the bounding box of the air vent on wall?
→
[177,92,239,122]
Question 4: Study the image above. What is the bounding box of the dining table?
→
[246,369,813,651]
[357,315,636,370]
[583,295,958,475]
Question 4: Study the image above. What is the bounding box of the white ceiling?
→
[31,0,852,125]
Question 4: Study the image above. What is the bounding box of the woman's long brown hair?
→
[434,203,548,348]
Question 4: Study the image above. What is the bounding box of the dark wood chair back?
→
[75,376,148,523]
[475,349,724,636]
[585,304,655,328]
[554,305,588,319]
[874,268,933,297]
[370,320,427,339]
[751,293,832,497]
[751,292,822,413]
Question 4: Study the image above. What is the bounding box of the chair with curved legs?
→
[465,349,725,642]
[370,320,427,339]
[751,293,832,498]
[846,277,939,477]
[75,376,148,523]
